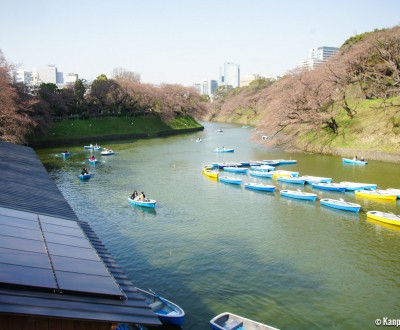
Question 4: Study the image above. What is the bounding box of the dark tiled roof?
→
[0,141,161,326]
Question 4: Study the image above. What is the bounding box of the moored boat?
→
[355,189,397,201]
[244,182,275,192]
[223,166,248,173]
[219,176,242,185]
[214,148,234,153]
[128,197,157,208]
[339,181,377,191]
[135,287,185,326]
[203,167,219,178]
[381,188,400,198]
[274,159,297,165]
[366,211,400,226]
[320,198,361,212]
[261,160,280,166]
[249,170,273,178]
[277,176,305,184]
[250,165,274,172]
[280,189,317,201]
[302,175,332,184]
[342,158,368,165]
[210,312,279,330]
[271,170,299,178]
[311,182,346,192]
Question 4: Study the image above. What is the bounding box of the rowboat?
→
[271,170,299,178]
[381,188,400,198]
[79,173,92,180]
[342,158,368,165]
[277,176,305,184]
[320,198,361,212]
[217,129,223,132]
[128,197,157,208]
[203,167,219,178]
[249,170,273,178]
[274,159,297,165]
[88,158,98,165]
[311,182,346,192]
[250,165,274,172]
[366,211,400,226]
[301,175,332,184]
[280,189,317,201]
[261,160,280,166]
[244,182,275,192]
[214,148,234,153]
[219,176,242,185]
[223,167,248,173]
[339,181,377,191]
[135,287,185,326]
[210,312,279,330]
[84,145,93,149]
[355,189,397,201]
[101,149,115,155]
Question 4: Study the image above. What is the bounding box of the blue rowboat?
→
[261,160,280,166]
[135,287,185,326]
[342,158,368,165]
[274,159,297,165]
[250,165,274,172]
[79,173,92,180]
[219,176,242,185]
[84,145,93,149]
[311,182,346,192]
[301,175,332,184]
[128,197,156,208]
[249,170,273,178]
[223,167,248,173]
[277,176,305,184]
[320,198,361,212]
[244,182,275,192]
[214,148,234,153]
[280,189,317,201]
[210,312,278,330]
[339,181,377,191]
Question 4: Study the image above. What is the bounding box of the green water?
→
[36,122,400,330]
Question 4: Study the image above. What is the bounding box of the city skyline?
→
[1,0,400,86]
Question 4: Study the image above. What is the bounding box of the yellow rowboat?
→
[367,211,400,226]
[355,189,397,201]
[271,170,299,179]
[203,168,219,179]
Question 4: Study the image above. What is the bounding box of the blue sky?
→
[1,0,399,86]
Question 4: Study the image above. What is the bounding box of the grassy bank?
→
[29,115,203,147]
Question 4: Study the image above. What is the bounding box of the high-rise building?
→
[202,80,218,97]
[65,73,79,85]
[219,62,240,88]
[193,83,202,94]
[299,46,339,70]
[11,70,32,85]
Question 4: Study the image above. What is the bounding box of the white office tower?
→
[65,73,79,85]
[12,70,32,85]
[35,65,58,84]
[219,62,240,88]
[299,46,339,70]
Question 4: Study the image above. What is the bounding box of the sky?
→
[1,0,400,86]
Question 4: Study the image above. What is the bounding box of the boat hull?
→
[244,183,275,192]
[320,198,361,212]
[280,190,317,201]
[277,177,305,184]
[79,174,92,180]
[355,190,397,201]
[312,183,346,192]
[367,211,400,226]
[223,167,248,173]
[219,176,242,185]
[214,149,234,153]
[249,171,273,178]
[342,158,368,165]
[210,312,278,330]
[203,168,219,178]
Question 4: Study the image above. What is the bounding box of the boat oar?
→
[149,289,178,313]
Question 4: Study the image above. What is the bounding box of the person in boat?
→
[138,192,145,201]
[81,167,89,175]
[89,156,96,161]
[131,190,138,200]
[94,143,99,148]
[361,157,365,161]
[63,150,68,154]
[353,156,358,161]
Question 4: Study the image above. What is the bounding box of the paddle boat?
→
[203,167,219,179]
[79,173,92,180]
[366,211,400,226]
[342,157,368,165]
[214,148,234,153]
[135,287,185,326]
[320,198,361,212]
[339,181,377,191]
[244,182,275,192]
[277,176,305,184]
[280,189,317,201]
[249,170,273,178]
[301,175,332,184]
[223,166,248,173]
[271,170,299,178]
[219,176,243,185]
[210,312,279,330]
[88,157,98,165]
[128,197,157,208]
[311,182,346,192]
[274,159,297,165]
[101,148,115,156]
[355,189,397,201]
[381,188,400,198]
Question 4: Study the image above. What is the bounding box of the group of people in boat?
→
[353,156,366,162]
[130,190,147,202]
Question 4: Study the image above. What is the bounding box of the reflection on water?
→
[36,122,400,330]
